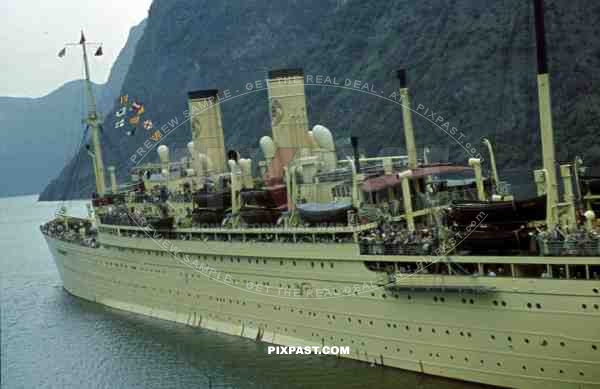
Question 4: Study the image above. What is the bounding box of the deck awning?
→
[362,165,474,192]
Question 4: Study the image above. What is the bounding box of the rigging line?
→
[58,60,89,210]
[60,125,90,204]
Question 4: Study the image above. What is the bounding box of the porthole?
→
[497,362,502,367]
[560,341,565,347]
[490,335,496,340]
[501,301,507,307]
[480,360,484,365]
[311,262,315,268]
[320,262,324,268]
[433,296,438,302]
[432,328,436,333]
[493,300,498,306]
[464,357,469,362]
[292,261,296,266]
[405,325,410,331]
[445,330,450,335]
[580,371,585,377]
[330,263,334,268]
[418,327,422,332]
[507,336,512,342]
[592,345,597,351]
[527,303,532,308]
[559,369,564,374]
[594,288,599,294]
[522,365,527,370]
[462,298,467,304]
[407,295,412,300]
[524,338,530,344]
[469,299,474,304]
[540,367,544,372]
[541,339,548,346]
[440,297,445,302]
[536,303,542,309]
[392,324,397,328]
[582,304,587,309]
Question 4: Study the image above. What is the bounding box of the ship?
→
[41,1,599,388]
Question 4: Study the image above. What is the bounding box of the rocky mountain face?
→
[0,19,146,198]
[40,0,600,200]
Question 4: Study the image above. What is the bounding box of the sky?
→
[0,0,152,98]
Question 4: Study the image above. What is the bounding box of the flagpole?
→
[80,31,106,196]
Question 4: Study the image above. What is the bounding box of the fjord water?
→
[1,195,488,389]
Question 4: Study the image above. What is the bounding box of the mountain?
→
[0,19,146,198]
[39,0,600,200]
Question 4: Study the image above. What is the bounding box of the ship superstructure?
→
[42,1,600,388]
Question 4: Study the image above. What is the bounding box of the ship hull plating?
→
[44,235,600,389]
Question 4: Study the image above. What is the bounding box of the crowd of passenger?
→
[359,221,600,257]
[359,225,437,256]
[40,218,98,248]
[530,224,600,256]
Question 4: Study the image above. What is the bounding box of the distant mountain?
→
[40,0,600,200]
[0,19,146,198]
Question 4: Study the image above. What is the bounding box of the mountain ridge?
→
[39,0,600,200]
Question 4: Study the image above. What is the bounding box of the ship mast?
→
[82,32,106,196]
[532,0,559,226]
[60,31,106,196]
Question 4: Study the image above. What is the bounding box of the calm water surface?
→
[1,195,490,389]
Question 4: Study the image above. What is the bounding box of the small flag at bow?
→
[58,48,66,58]
[94,46,103,56]
[79,31,86,44]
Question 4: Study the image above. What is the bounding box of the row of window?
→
[63,261,597,380]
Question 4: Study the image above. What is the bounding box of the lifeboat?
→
[193,190,232,210]
[297,200,354,225]
[241,185,287,209]
[239,207,282,226]
[447,195,546,224]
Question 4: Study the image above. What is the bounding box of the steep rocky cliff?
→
[40,0,600,200]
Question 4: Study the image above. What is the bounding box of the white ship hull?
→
[44,234,600,389]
